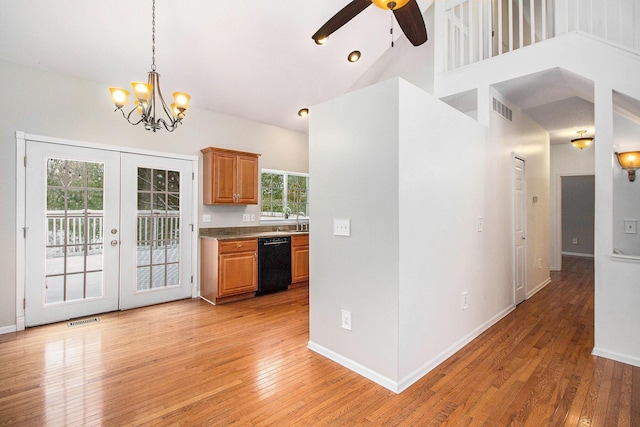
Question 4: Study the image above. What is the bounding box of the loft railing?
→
[442,0,640,72]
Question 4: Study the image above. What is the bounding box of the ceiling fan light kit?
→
[109,0,191,132]
[371,0,410,10]
[312,0,428,47]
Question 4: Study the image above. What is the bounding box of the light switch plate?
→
[624,219,637,234]
[333,219,350,236]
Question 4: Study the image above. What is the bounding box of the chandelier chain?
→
[151,0,156,71]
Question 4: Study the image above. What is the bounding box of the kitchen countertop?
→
[199,225,308,241]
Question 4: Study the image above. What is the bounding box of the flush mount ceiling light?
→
[298,108,309,117]
[348,50,361,62]
[109,0,191,132]
[571,130,594,150]
[615,151,640,182]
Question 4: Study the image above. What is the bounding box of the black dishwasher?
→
[256,236,291,295]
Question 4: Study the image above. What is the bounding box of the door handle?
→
[111,240,119,246]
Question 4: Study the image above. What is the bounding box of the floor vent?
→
[492,97,513,122]
[67,317,99,327]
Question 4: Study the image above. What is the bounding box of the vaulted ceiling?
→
[4,1,634,143]
[0,0,431,134]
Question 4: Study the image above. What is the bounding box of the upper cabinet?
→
[201,147,261,205]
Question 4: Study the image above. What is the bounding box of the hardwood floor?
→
[1,257,638,426]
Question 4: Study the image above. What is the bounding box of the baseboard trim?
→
[592,347,640,368]
[396,304,516,393]
[527,277,551,299]
[561,251,594,258]
[0,325,17,335]
[308,304,517,394]
[307,341,399,393]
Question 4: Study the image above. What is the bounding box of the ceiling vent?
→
[493,97,513,122]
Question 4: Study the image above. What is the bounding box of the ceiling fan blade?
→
[312,0,373,43]
[393,0,428,46]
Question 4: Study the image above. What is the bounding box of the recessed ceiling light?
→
[298,108,309,117]
[348,50,361,62]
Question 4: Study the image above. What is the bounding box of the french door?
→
[24,140,194,326]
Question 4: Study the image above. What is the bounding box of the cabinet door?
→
[212,151,237,204]
[236,154,259,204]
[218,251,257,297]
[292,245,309,283]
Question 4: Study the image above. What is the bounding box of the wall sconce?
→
[571,130,594,150]
[615,151,640,181]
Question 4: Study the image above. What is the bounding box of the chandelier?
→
[109,0,191,132]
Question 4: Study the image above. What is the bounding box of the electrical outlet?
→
[250,214,256,221]
[477,217,483,232]
[572,237,578,245]
[624,220,637,234]
[538,258,542,269]
[202,214,211,223]
[242,214,250,222]
[462,292,469,310]
[334,219,350,236]
[341,309,352,330]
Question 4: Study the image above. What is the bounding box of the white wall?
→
[434,32,640,367]
[593,79,640,368]
[488,90,551,299]
[0,59,308,332]
[349,3,435,96]
[397,80,487,385]
[550,143,596,269]
[308,77,550,392]
[612,112,640,256]
[308,78,401,385]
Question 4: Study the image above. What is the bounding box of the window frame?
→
[260,168,309,223]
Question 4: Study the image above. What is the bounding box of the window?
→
[261,169,309,221]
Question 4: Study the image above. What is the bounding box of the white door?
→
[24,142,194,326]
[119,154,193,309]
[513,156,526,305]
[25,142,121,326]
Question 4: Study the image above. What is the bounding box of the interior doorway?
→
[554,174,595,271]
[561,175,595,257]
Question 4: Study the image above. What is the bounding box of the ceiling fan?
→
[312,0,428,47]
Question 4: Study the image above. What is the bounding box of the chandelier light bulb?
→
[109,88,129,107]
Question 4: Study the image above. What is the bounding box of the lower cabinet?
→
[291,235,309,283]
[201,238,258,304]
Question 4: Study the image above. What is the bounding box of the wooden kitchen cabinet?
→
[291,234,309,283]
[201,238,258,304]
[201,147,260,205]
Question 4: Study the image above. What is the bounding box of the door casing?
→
[15,131,199,330]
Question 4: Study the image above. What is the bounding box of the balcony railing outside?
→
[47,210,180,258]
[443,0,640,72]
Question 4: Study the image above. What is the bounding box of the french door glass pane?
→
[136,167,181,291]
[45,158,105,304]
